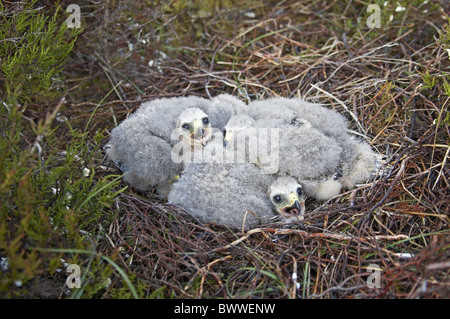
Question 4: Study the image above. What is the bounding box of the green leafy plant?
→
[0,3,127,297]
[0,1,80,99]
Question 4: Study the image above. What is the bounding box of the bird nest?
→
[64,0,449,298]
[106,147,448,298]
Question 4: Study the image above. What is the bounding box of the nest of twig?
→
[105,151,448,298]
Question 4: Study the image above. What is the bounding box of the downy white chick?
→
[223,97,380,201]
[223,113,344,201]
[106,94,244,196]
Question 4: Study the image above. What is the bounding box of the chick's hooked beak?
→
[192,120,210,147]
[280,193,305,217]
[223,131,232,147]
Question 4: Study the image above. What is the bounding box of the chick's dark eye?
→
[202,117,209,125]
[296,187,303,196]
[273,195,282,203]
[182,123,190,130]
